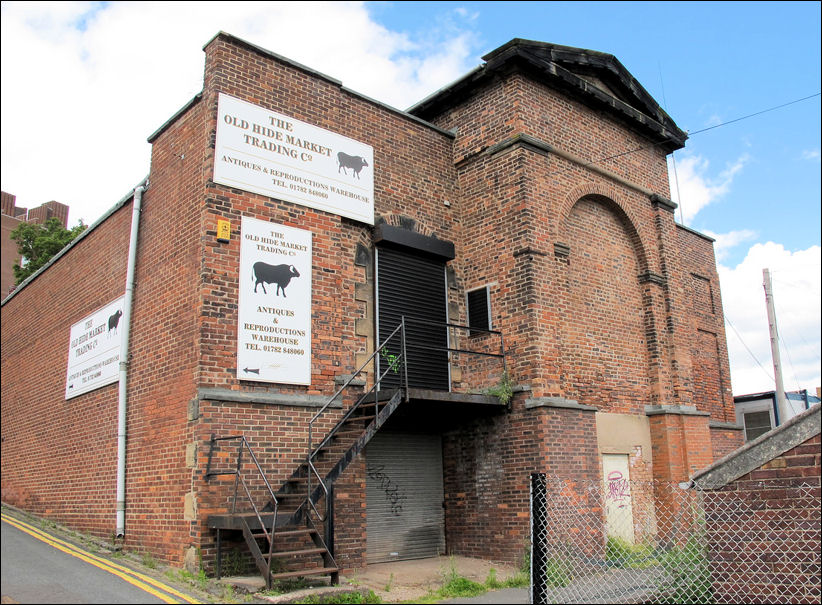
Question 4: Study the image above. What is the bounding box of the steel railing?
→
[306,319,409,522]
[205,434,279,563]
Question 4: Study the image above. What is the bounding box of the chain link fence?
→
[530,473,821,604]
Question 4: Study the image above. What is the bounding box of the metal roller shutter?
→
[366,432,445,563]
[375,246,449,390]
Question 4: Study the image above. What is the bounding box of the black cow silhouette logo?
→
[108,309,123,337]
[337,152,369,179]
[252,262,300,297]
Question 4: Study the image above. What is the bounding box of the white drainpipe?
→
[116,184,144,538]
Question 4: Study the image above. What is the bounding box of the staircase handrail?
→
[205,434,279,561]
[306,319,408,522]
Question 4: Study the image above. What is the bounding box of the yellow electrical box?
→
[217,219,231,243]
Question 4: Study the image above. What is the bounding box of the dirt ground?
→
[248,555,522,603]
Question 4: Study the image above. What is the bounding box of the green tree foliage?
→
[10,217,87,285]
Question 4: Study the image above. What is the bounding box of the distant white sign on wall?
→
[214,93,374,225]
[65,296,125,399]
[237,216,312,385]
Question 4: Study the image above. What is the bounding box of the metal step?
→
[343,414,376,423]
[265,547,327,559]
[270,566,339,581]
[274,528,318,538]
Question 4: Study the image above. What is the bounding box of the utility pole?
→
[763,268,790,425]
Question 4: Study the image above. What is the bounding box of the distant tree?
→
[10,217,87,285]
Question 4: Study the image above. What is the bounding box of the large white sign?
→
[215,93,374,225]
[238,217,312,385]
[65,296,125,399]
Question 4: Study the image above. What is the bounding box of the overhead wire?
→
[541,92,821,193]
[771,272,822,391]
[657,61,685,224]
[724,315,774,382]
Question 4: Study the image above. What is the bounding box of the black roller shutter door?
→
[376,246,449,390]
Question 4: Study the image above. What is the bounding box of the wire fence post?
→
[531,472,547,605]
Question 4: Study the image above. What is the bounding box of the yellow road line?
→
[1,513,202,604]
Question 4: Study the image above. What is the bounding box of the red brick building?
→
[1,191,70,300]
[0,34,742,580]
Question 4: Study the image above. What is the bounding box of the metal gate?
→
[366,432,445,563]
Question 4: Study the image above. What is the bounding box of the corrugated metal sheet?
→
[366,432,445,563]
[376,246,449,390]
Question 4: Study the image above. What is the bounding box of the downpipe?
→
[116,183,145,538]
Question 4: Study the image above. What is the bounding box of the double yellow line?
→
[1,513,202,604]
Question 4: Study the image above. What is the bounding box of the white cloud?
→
[801,149,820,161]
[701,228,758,262]
[668,152,750,224]
[0,1,479,226]
[719,242,821,396]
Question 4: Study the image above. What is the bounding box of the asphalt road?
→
[1,514,200,604]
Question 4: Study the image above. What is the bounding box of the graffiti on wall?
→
[368,464,406,516]
[606,470,631,509]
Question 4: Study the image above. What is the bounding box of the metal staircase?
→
[206,322,410,588]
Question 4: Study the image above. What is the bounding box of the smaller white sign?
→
[237,217,312,385]
[65,296,125,399]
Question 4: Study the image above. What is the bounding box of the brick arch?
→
[375,213,439,239]
[557,185,650,275]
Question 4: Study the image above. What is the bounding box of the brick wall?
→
[699,423,821,603]
[0,201,131,535]
[677,226,734,420]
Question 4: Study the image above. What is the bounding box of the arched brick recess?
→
[556,184,652,276]
[559,196,652,413]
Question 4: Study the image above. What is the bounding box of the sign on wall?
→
[237,216,312,385]
[65,296,125,399]
[214,93,374,225]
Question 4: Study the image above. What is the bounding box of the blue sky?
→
[1,1,819,396]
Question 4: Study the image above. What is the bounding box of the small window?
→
[467,286,492,336]
[743,410,772,441]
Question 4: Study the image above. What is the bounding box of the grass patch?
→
[605,536,659,569]
[172,568,209,591]
[485,567,529,589]
[543,557,572,588]
[412,558,528,604]
[292,590,382,604]
[656,537,714,604]
[141,552,158,569]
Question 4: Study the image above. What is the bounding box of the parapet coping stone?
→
[645,404,710,417]
[525,397,597,412]
[198,387,340,409]
[708,420,744,431]
[690,404,820,490]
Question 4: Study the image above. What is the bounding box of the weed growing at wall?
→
[141,552,158,569]
[379,348,402,374]
[656,537,713,604]
[485,370,514,405]
[605,536,659,569]
[222,548,245,576]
